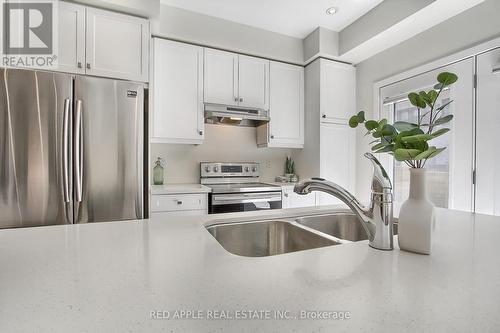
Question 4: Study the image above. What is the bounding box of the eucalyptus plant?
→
[349,72,458,168]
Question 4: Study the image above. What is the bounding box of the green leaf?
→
[394,121,418,132]
[381,124,397,137]
[397,128,424,141]
[432,128,450,138]
[371,143,386,151]
[364,120,378,131]
[414,147,446,160]
[377,118,387,130]
[428,90,438,104]
[437,72,458,86]
[434,114,453,126]
[419,91,433,107]
[357,111,366,123]
[394,148,422,161]
[401,133,434,143]
[349,116,359,128]
[375,144,395,153]
[408,140,429,153]
[408,92,426,109]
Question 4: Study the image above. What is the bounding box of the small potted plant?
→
[285,156,298,182]
[348,72,458,254]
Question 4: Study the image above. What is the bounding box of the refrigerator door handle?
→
[75,99,83,202]
[62,98,71,203]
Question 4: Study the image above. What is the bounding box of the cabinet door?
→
[268,62,304,147]
[320,60,356,123]
[151,39,204,144]
[57,2,85,74]
[476,48,500,216]
[282,187,316,208]
[86,7,149,81]
[204,49,238,105]
[238,55,269,109]
[318,123,355,206]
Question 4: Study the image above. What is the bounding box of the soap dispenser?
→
[153,157,165,185]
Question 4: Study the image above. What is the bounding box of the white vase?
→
[398,168,435,255]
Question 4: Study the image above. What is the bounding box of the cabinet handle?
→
[270,135,274,139]
[198,130,203,136]
[86,63,91,70]
[234,97,238,102]
[322,114,326,118]
[77,62,82,69]
[239,97,243,102]
[176,200,183,205]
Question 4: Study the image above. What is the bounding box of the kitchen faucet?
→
[294,153,394,250]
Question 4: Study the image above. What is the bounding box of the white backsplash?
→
[150,124,294,184]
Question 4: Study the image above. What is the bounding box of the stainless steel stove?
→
[200,162,282,214]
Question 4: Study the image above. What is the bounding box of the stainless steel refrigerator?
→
[0,68,144,228]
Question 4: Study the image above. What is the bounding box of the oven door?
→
[209,192,282,214]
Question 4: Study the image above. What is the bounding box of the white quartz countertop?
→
[1,207,499,332]
[150,183,211,195]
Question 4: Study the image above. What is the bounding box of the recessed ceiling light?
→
[326,7,338,15]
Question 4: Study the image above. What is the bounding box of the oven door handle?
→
[212,193,282,205]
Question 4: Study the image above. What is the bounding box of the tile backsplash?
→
[150,124,294,184]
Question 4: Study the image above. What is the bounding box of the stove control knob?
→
[252,166,258,172]
[244,166,250,172]
[213,166,219,172]
[204,166,210,172]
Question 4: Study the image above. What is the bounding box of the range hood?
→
[204,103,270,127]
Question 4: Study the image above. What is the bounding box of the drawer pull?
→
[176,200,183,205]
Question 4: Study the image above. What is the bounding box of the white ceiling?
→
[160,0,384,38]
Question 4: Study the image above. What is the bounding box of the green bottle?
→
[153,157,164,185]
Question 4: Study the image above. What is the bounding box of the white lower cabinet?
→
[282,186,317,209]
[318,123,355,205]
[151,194,208,216]
[151,38,204,144]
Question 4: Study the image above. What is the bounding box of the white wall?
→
[355,0,500,202]
[150,124,294,184]
[152,4,304,65]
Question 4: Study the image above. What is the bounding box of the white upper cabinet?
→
[320,60,356,123]
[151,39,204,144]
[204,49,270,109]
[204,49,238,105]
[258,61,304,148]
[238,55,269,109]
[57,2,85,74]
[318,122,356,205]
[86,7,149,82]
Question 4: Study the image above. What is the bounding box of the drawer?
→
[151,194,207,212]
[151,210,207,219]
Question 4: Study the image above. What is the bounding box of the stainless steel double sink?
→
[206,210,391,257]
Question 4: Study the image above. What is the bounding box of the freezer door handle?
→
[75,100,83,202]
[62,98,71,203]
